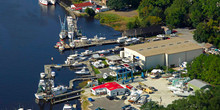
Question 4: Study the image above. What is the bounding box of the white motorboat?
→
[59,16,67,39]
[52,85,68,95]
[99,37,106,41]
[75,67,90,74]
[125,38,133,45]
[103,73,109,79]
[59,31,67,39]
[128,93,140,103]
[117,36,127,43]
[173,90,195,97]
[69,41,75,48]
[68,31,74,39]
[59,45,65,51]
[54,64,62,68]
[48,0,56,5]
[92,60,105,68]
[65,57,75,65]
[71,61,83,67]
[168,86,182,92]
[35,92,47,99]
[109,72,117,76]
[63,104,76,110]
[39,0,48,5]
[81,50,93,56]
[40,72,46,78]
[97,50,110,54]
[122,58,130,63]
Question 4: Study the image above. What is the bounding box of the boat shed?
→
[187,79,210,91]
[91,82,125,96]
[123,38,203,69]
[122,25,164,37]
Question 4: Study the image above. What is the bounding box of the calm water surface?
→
[0,0,120,109]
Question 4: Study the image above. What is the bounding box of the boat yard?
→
[32,2,210,110]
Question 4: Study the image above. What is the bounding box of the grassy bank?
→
[95,11,137,31]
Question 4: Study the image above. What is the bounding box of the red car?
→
[124,64,129,67]
[126,84,133,89]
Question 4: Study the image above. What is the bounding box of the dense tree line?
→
[187,54,220,85]
[107,0,141,10]
[141,86,220,110]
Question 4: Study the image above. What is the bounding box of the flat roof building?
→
[124,38,203,69]
[187,79,210,91]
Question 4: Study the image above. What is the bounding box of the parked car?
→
[126,84,133,89]
[113,96,120,100]
[121,105,131,110]
[121,96,127,100]
[125,91,130,96]
[149,86,157,91]
[88,98,95,102]
[106,96,114,100]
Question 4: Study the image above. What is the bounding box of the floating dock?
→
[54,39,118,50]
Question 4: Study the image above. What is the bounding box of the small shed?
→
[187,79,210,91]
[106,55,122,61]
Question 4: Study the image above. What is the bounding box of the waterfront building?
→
[71,2,96,12]
[123,38,203,69]
[91,82,126,96]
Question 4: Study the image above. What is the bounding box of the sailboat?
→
[59,16,67,39]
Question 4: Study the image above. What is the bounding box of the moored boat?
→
[75,67,90,74]
[48,0,56,5]
[39,0,48,6]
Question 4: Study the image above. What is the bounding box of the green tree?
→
[187,54,220,85]
[107,0,127,10]
[164,0,190,27]
[189,1,204,28]
[141,101,165,110]
[85,8,95,17]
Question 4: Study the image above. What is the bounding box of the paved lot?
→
[122,77,181,107]
[89,97,126,110]
[175,28,205,47]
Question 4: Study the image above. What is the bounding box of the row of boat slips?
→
[39,0,56,6]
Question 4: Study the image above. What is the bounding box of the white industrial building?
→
[123,38,203,69]
[91,82,125,96]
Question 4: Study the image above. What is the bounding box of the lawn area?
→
[81,95,91,110]
[92,65,100,74]
[94,10,138,31]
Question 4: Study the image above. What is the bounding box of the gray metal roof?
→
[106,55,122,61]
[188,79,210,89]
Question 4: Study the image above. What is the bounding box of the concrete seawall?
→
[58,0,78,19]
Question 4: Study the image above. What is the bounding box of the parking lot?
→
[122,77,181,107]
[89,97,126,110]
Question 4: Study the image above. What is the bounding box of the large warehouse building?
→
[124,38,203,69]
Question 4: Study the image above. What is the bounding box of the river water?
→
[0,0,121,109]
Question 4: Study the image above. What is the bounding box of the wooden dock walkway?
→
[51,95,81,105]
[69,77,97,89]
[48,89,82,100]
[54,39,118,50]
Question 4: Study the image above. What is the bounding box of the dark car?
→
[113,96,120,100]
[149,86,158,91]
[106,96,114,100]
[121,105,131,110]
[121,96,127,100]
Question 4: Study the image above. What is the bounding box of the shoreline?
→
[58,1,126,32]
